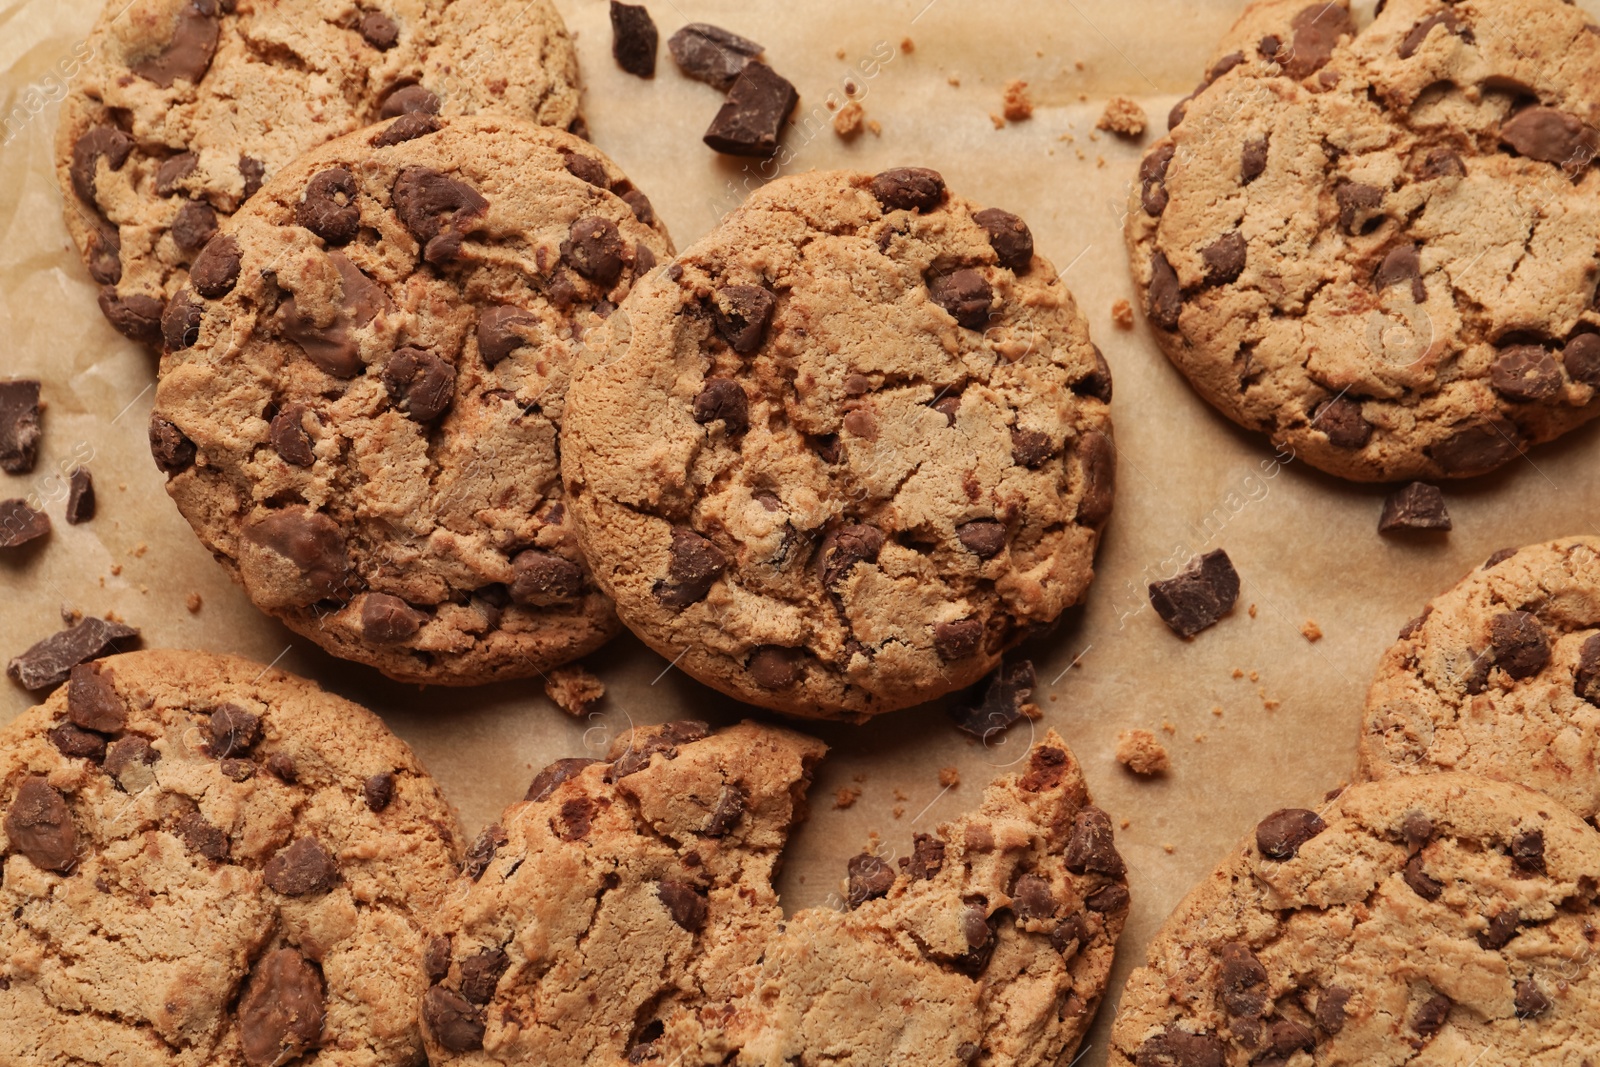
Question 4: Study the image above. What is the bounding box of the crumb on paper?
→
[1096,156,1106,168]
[104,610,125,623]
[826,98,837,111]
[1194,733,1207,743]
[1260,687,1282,711]
[989,112,1006,129]
[867,119,882,136]
[833,100,865,138]
[1002,79,1033,121]
[1096,95,1148,137]
[1161,720,1176,734]
[1111,299,1134,330]
[892,805,906,819]
[1163,842,1176,854]
[1020,700,1042,721]
[1119,817,1131,829]
[938,766,960,788]
[1231,667,1244,679]
[109,563,122,576]
[948,73,961,87]
[900,37,915,53]
[1249,670,1260,682]
[1089,130,1101,142]
[1211,705,1224,717]
[835,47,846,59]
[853,772,866,783]
[834,786,861,809]
[542,664,605,717]
[185,593,202,614]
[1302,619,1323,642]
[131,541,148,558]
[1115,729,1170,776]
[844,80,859,97]
[1075,60,1085,71]
[1249,603,1259,618]
[893,788,909,802]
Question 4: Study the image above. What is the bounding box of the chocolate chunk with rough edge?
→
[67,662,124,733]
[1050,914,1088,958]
[1149,549,1239,638]
[747,646,803,689]
[104,738,155,789]
[1490,345,1562,402]
[704,61,798,157]
[669,22,763,90]
[243,511,350,601]
[477,306,539,367]
[621,188,655,225]
[1065,806,1125,877]
[1241,136,1269,183]
[392,167,488,263]
[1201,232,1247,286]
[1379,482,1451,533]
[175,811,229,862]
[5,777,78,872]
[510,549,584,606]
[458,946,510,1005]
[362,771,395,812]
[692,379,749,434]
[161,290,203,351]
[525,757,599,802]
[1478,909,1521,949]
[206,703,260,758]
[463,824,506,880]
[240,155,265,199]
[712,285,776,353]
[0,380,41,473]
[1217,942,1268,1017]
[131,0,220,88]
[49,723,106,762]
[361,593,427,643]
[934,618,984,661]
[265,837,337,896]
[1512,829,1546,876]
[297,168,360,244]
[871,167,945,212]
[658,880,708,930]
[1564,334,1600,387]
[383,346,455,422]
[379,84,440,118]
[928,269,994,330]
[99,288,165,344]
[1428,419,1523,474]
[973,208,1034,272]
[279,253,389,378]
[1135,1024,1226,1067]
[6,617,140,690]
[0,499,50,548]
[1317,986,1352,1035]
[1515,979,1552,1017]
[1282,2,1355,79]
[908,834,945,880]
[87,220,122,284]
[372,112,441,147]
[1139,144,1175,215]
[423,936,451,982]
[562,151,608,188]
[607,721,709,781]
[1501,107,1600,168]
[1256,808,1327,860]
[1403,853,1444,900]
[1412,993,1451,1036]
[171,201,217,251]
[359,11,399,50]
[846,852,895,908]
[1312,394,1371,449]
[703,783,746,836]
[1266,1020,1316,1059]
[1075,345,1114,403]
[71,127,134,205]
[269,403,315,467]
[1420,147,1466,179]
[238,949,325,1067]
[1147,250,1182,330]
[957,519,1006,558]
[1335,181,1385,234]
[818,525,885,588]
[1374,242,1426,302]
[424,986,485,1051]
[1488,611,1550,680]
[1076,430,1116,527]
[1575,634,1600,704]
[1400,10,1472,58]
[653,529,726,608]
[610,1,657,77]
[191,234,241,298]
[952,660,1036,740]
[563,216,625,286]
[1020,742,1069,792]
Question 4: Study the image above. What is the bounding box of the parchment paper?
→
[4,1,1600,1061]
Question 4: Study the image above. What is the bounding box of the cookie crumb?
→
[834,786,860,809]
[1119,817,1131,829]
[835,47,846,59]
[1249,603,1258,618]
[892,805,906,819]
[1163,842,1175,854]
[1075,60,1085,71]
[1249,670,1260,683]
[948,73,961,87]
[1002,79,1033,121]
[109,564,122,576]
[1096,96,1147,137]
[866,119,882,136]
[1231,668,1244,679]
[542,664,605,717]
[1193,733,1207,743]
[989,112,1006,129]
[893,788,909,802]
[1301,619,1323,642]
[185,593,203,614]
[832,100,865,138]
[900,37,915,53]
[1112,299,1135,329]
[131,541,148,558]
[1160,720,1176,734]
[938,766,960,788]
[1211,705,1224,717]
[1115,729,1171,776]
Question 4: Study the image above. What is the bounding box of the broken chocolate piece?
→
[669,22,763,90]
[846,852,895,908]
[1256,808,1327,860]
[6,617,140,690]
[1378,482,1451,533]
[951,659,1035,741]
[610,2,657,77]
[0,380,41,474]
[0,498,50,548]
[703,62,798,157]
[1148,549,1240,638]
[131,0,220,88]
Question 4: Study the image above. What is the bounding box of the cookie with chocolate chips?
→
[57,0,583,346]
[1361,537,1600,826]
[1111,772,1600,1066]
[563,168,1114,719]
[0,649,461,1067]
[152,117,672,685]
[1127,0,1600,481]
[423,723,1125,1067]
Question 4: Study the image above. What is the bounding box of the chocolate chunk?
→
[1140,144,1175,215]
[424,986,484,1051]
[170,200,217,251]
[265,837,336,896]
[1400,10,1472,58]
[1515,979,1552,1017]
[1075,430,1117,527]
[1282,2,1355,79]
[608,721,709,780]
[1202,232,1248,288]
[383,346,455,422]
[1403,853,1444,900]
[266,754,298,783]
[423,936,451,982]
[933,618,984,661]
[1135,1025,1226,1067]
[98,288,165,344]
[1241,136,1269,183]
[1010,873,1055,920]
[563,216,625,287]
[1147,250,1182,330]
[1335,181,1385,234]
[1266,1020,1315,1059]
[622,189,655,225]
[692,379,749,434]
[4,777,77,873]
[1411,992,1450,1037]
[1312,395,1371,449]
[1374,242,1426,302]
[846,852,895,908]
[1478,908,1521,950]
[525,757,599,802]
[279,252,388,377]
[207,703,260,757]
[658,880,708,930]
[104,737,157,790]
[1428,418,1523,474]
[973,207,1033,272]
[71,127,134,205]
[1575,634,1600,705]
[510,549,584,605]
[379,84,440,118]
[1490,344,1562,402]
[928,269,994,330]
[243,511,350,602]
[1488,611,1550,680]
[1149,549,1239,638]
[669,22,763,90]
[653,528,726,608]
[871,167,946,213]
[219,758,255,782]
[458,946,510,1005]
[191,234,242,298]
[1501,106,1599,168]
[1512,829,1546,876]
[1217,942,1268,1017]
[372,111,441,146]
[1019,743,1069,792]
[704,61,798,157]
[86,220,122,284]
[952,660,1036,740]
[67,662,124,733]
[957,519,1006,558]
[1316,986,1351,1035]
[269,403,315,467]
[362,593,426,643]
[477,306,539,367]
[240,155,265,199]
[0,499,50,548]
[155,152,198,198]
[131,0,220,87]
[359,11,399,50]
[562,151,608,188]
[1564,333,1600,388]
[610,1,657,77]
[1255,808,1327,860]
[695,782,746,838]
[1075,345,1114,403]
[239,949,325,1067]
[161,290,203,351]
[463,824,507,880]
[747,646,803,689]
[297,167,360,245]
[0,380,41,473]
[712,285,776,353]
[908,834,945,880]
[6,616,140,690]
[49,723,106,762]
[1420,148,1466,179]
[174,811,229,862]
[1379,482,1451,533]
[392,167,488,263]
[818,525,885,587]
[1050,914,1088,958]
[1065,805,1126,877]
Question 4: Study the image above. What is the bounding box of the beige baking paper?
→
[3,0,1599,1061]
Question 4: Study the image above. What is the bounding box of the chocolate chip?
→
[1312,394,1371,449]
[66,662,124,734]
[161,289,203,351]
[702,782,746,837]
[174,810,229,862]
[653,528,726,608]
[49,723,106,762]
[268,403,315,467]
[379,83,440,118]
[1217,942,1268,1017]
[131,0,220,88]
[296,167,360,245]
[1010,873,1055,920]
[4,777,77,873]
[220,758,255,782]
[359,11,399,49]
[818,525,885,587]
[1003,427,1057,470]
[70,127,133,205]
[846,852,895,908]
[99,288,165,344]
[951,659,1036,740]
[1478,908,1521,949]
[5,616,140,690]
[1064,805,1126,877]
[238,949,324,1067]
[1428,418,1523,474]
[392,167,488,263]
[692,379,749,433]
[933,618,984,661]
[928,269,994,330]
[463,824,507,880]
[1374,242,1426,302]
[658,880,708,930]
[704,61,798,157]
[0,380,40,474]
[908,834,945,880]
[360,593,425,643]
[207,703,260,757]
[171,200,217,252]
[1255,808,1327,860]
[621,188,655,225]
[712,285,776,353]
[1488,611,1550,680]
[1515,979,1552,1017]
[973,208,1033,273]
[1419,148,1466,179]
[458,946,510,1004]
[240,155,265,199]
[191,234,242,298]
[383,347,455,422]
[1400,10,1472,58]
[1074,430,1117,528]
[424,986,484,1051]
[477,306,539,367]
[1135,1025,1226,1067]
[0,499,50,548]
[1147,250,1182,330]
[1501,106,1599,168]
[155,151,197,197]
[1198,231,1247,286]
[1403,853,1444,900]
[243,511,350,602]
[563,216,625,287]
[510,549,584,605]
[1410,992,1450,1037]
[1563,333,1600,387]
[669,22,763,89]
[607,721,709,780]
[423,935,451,982]
[86,220,122,284]
[1019,743,1069,792]
[1379,482,1451,533]
[523,757,598,803]
[1266,1020,1316,1059]
[1335,181,1385,235]
[1574,634,1600,705]
[871,167,945,212]
[372,111,441,147]
[1075,345,1114,404]
[104,736,158,792]
[264,837,336,896]
[1282,2,1355,79]
[1490,344,1562,402]
[610,1,657,77]
[263,753,295,783]
[747,646,803,689]
[1148,549,1239,638]
[1512,829,1546,876]
[957,519,1006,558]
[1316,985,1351,1035]
[1241,136,1269,183]
[1140,144,1175,215]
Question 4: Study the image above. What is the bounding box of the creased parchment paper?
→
[3,1,1599,1061]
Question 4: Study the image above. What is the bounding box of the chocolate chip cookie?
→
[0,649,462,1067]
[58,0,583,346]
[152,116,672,685]
[422,722,1126,1067]
[1360,538,1600,826]
[1111,772,1600,1066]
[1127,0,1600,481]
[563,168,1115,719]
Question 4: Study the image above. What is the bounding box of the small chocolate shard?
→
[207,703,260,758]
[175,811,229,862]
[242,511,351,603]
[951,660,1035,741]
[1217,942,1268,1017]
[372,112,441,147]
[49,723,106,763]
[7,617,140,690]
[563,216,626,287]
[1147,250,1182,330]
[1490,345,1563,402]
[1488,611,1550,681]
[269,403,316,467]
[238,949,325,1067]
[704,62,799,157]
[652,529,726,609]
[933,618,984,661]
[379,84,440,118]
[692,379,750,434]
[973,208,1034,273]
[191,234,242,298]
[0,380,41,474]
[363,771,396,812]
[1379,482,1451,533]
[747,646,803,689]
[1428,419,1524,475]
[1148,549,1240,638]
[1065,806,1126,877]
[1334,181,1386,235]
[609,2,658,77]
[1201,231,1247,286]
[908,834,945,880]
[1501,106,1600,169]
[1317,986,1352,1035]
[510,549,585,606]
[871,167,945,213]
[161,290,204,351]
[702,782,746,836]
[1400,10,1472,59]
[1403,853,1444,900]
[0,499,50,549]
[67,662,125,733]
[669,23,763,90]
[1411,992,1451,1037]
[383,347,456,422]
[392,167,488,264]
[477,305,539,367]
[928,269,994,330]
[99,288,166,345]
[1135,1025,1226,1067]
[71,127,134,205]
[104,736,159,792]
[818,525,885,588]
[462,824,507,881]
[956,519,1006,558]
[1282,2,1355,79]
[64,469,94,525]
[1511,829,1546,876]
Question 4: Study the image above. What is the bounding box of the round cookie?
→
[58,0,583,346]
[563,168,1115,719]
[421,723,1126,1067]
[152,116,673,685]
[1111,773,1600,1066]
[0,649,462,1067]
[1360,537,1600,825]
[1126,0,1600,482]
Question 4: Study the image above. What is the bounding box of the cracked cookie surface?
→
[58,0,583,347]
[422,722,1126,1067]
[1360,537,1600,826]
[0,649,462,1067]
[1111,773,1600,1066]
[152,116,673,685]
[563,168,1114,719]
[1126,0,1600,482]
